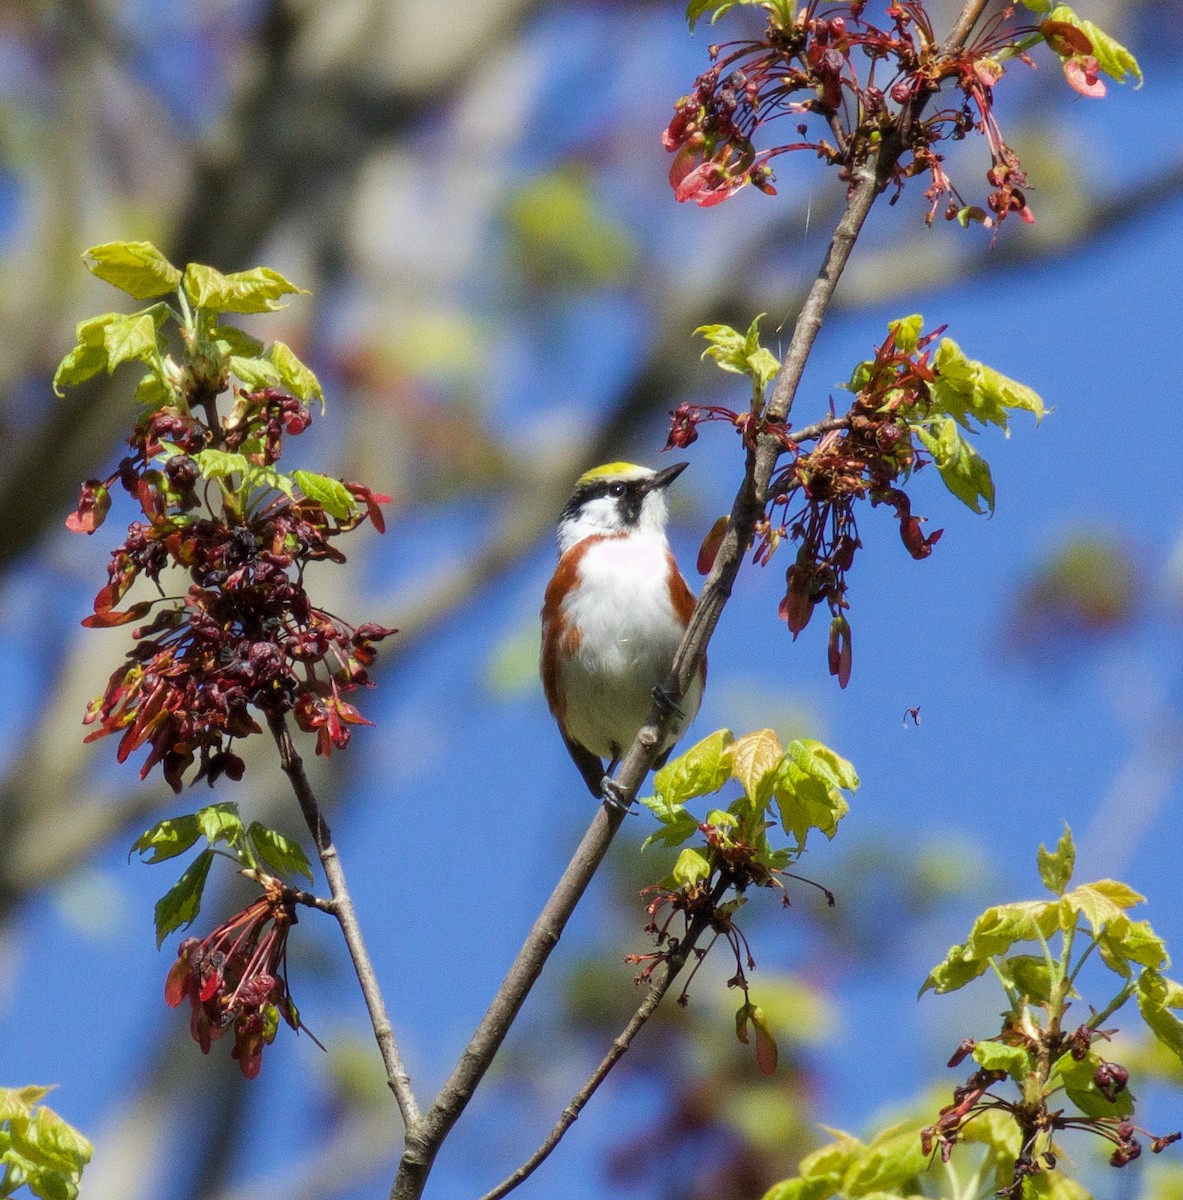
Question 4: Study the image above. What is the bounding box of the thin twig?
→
[477,882,731,1200]
[267,712,421,1130]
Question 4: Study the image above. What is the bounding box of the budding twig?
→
[268,713,421,1130]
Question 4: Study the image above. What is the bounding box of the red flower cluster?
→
[664,1,1040,230]
[72,388,394,790]
[165,884,316,1078]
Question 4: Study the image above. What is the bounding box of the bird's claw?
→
[600,776,634,814]
[651,683,684,719]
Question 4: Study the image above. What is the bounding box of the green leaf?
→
[103,312,163,373]
[248,822,314,883]
[0,1088,92,1200]
[1037,824,1075,894]
[195,802,246,849]
[193,449,250,481]
[1056,1051,1135,1118]
[695,314,781,401]
[639,795,701,849]
[922,900,1060,996]
[1088,879,1146,909]
[773,760,850,850]
[1046,6,1142,85]
[972,1040,1030,1077]
[214,324,265,358]
[965,900,1060,959]
[228,354,281,391]
[671,847,711,889]
[786,738,859,792]
[1004,954,1053,1004]
[1097,917,1168,975]
[1062,883,1127,936]
[841,1122,929,1196]
[921,942,992,995]
[270,341,324,407]
[154,848,214,947]
[797,1131,862,1180]
[761,1176,844,1200]
[182,262,308,314]
[292,470,357,520]
[131,814,201,864]
[931,339,1046,433]
[83,240,181,299]
[913,417,995,515]
[1136,970,1183,1063]
[653,729,734,805]
[730,728,783,807]
[889,314,925,355]
[686,0,793,30]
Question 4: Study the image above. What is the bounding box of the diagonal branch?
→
[476,880,732,1200]
[268,712,421,1130]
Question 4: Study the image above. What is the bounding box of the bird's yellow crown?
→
[575,462,649,487]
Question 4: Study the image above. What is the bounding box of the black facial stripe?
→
[561,477,648,526]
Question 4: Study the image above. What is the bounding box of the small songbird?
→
[540,461,704,807]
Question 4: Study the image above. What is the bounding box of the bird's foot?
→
[600,776,634,814]
[651,683,684,719]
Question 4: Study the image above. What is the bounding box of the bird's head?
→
[557,461,688,555]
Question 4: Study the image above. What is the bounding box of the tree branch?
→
[267,712,421,1130]
[476,881,732,1200]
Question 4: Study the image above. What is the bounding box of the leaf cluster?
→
[0,1087,91,1200]
[132,802,313,947]
[642,728,858,882]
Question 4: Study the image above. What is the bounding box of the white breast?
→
[556,534,700,761]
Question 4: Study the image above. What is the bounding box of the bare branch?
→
[476,882,731,1200]
[267,713,421,1130]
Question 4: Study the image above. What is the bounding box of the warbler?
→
[540,461,704,808]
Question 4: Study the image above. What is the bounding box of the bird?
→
[540,460,704,808]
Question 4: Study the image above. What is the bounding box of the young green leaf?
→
[931,339,1046,433]
[0,1086,93,1200]
[686,0,794,31]
[154,848,215,947]
[83,240,181,299]
[840,1121,930,1196]
[183,262,308,314]
[228,355,282,391]
[889,313,925,355]
[195,802,247,850]
[653,728,735,805]
[1096,917,1168,976]
[972,1040,1030,1077]
[730,728,783,807]
[773,759,850,850]
[913,417,996,515]
[292,470,358,520]
[695,313,781,402]
[131,813,202,864]
[786,738,859,793]
[1056,1051,1135,1118]
[271,341,325,407]
[1037,824,1076,895]
[1004,954,1054,1004]
[103,311,163,373]
[52,313,122,396]
[1136,970,1183,1062]
[248,822,314,883]
[1046,5,1142,84]
[671,847,711,888]
[194,449,251,481]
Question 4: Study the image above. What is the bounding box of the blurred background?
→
[1,1,1183,1198]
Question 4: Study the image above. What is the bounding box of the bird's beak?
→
[648,461,689,492]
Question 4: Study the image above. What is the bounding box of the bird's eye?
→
[609,482,626,498]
